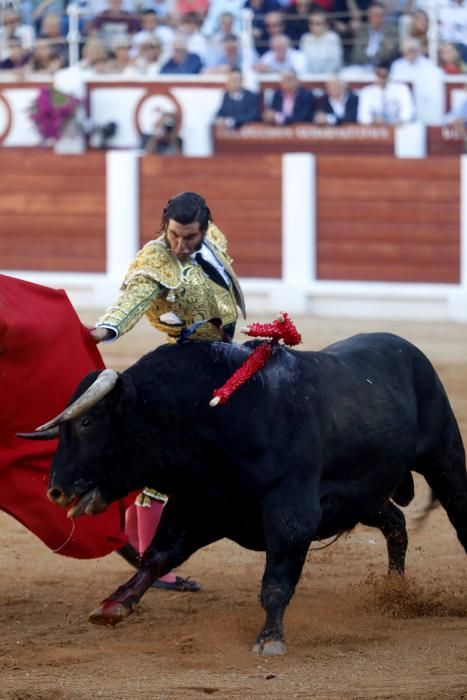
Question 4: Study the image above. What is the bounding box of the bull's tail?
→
[392,474,438,526]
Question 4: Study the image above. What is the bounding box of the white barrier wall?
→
[1,75,464,156]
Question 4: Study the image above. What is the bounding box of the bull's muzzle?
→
[47,486,70,507]
[47,485,108,518]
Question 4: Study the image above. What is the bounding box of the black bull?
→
[27,332,467,654]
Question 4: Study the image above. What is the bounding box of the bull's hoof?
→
[252,639,288,656]
[88,598,134,626]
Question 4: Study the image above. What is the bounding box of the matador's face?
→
[165,219,204,261]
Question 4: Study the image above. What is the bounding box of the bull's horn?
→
[35,368,119,431]
[16,427,60,440]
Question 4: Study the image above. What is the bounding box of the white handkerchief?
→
[159,312,183,325]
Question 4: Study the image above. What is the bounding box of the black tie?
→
[195,253,229,290]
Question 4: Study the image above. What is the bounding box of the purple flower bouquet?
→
[29,87,81,142]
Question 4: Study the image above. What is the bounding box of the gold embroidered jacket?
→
[97,224,246,342]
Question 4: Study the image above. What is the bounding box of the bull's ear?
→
[16,428,59,440]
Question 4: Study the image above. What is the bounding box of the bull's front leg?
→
[89,498,224,626]
[254,500,318,656]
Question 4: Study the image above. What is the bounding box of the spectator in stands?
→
[299,9,343,74]
[244,0,281,56]
[208,11,236,55]
[309,0,334,10]
[179,11,211,63]
[141,111,183,154]
[215,68,261,127]
[0,7,34,60]
[399,9,429,56]
[438,0,467,62]
[131,9,174,55]
[349,1,399,70]
[134,36,166,73]
[28,37,66,72]
[0,37,31,71]
[160,34,203,73]
[256,10,287,55]
[390,37,439,81]
[39,13,68,66]
[173,0,209,20]
[383,0,416,25]
[142,0,174,19]
[77,37,110,74]
[30,0,64,34]
[201,0,247,38]
[203,32,239,72]
[313,77,358,125]
[332,0,371,63]
[107,34,138,73]
[90,0,141,46]
[438,42,467,75]
[357,59,415,124]
[254,33,306,75]
[285,0,314,45]
[262,68,315,124]
[443,82,467,125]
[204,32,257,72]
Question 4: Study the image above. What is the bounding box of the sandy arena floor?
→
[0,315,466,700]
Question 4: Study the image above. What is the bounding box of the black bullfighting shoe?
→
[152,576,201,592]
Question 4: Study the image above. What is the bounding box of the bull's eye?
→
[81,417,91,428]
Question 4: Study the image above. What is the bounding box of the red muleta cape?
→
[0,274,133,558]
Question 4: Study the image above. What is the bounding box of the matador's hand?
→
[85,325,110,344]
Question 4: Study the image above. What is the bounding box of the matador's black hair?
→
[161,192,212,234]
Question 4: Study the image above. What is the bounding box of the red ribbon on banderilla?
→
[209,312,302,407]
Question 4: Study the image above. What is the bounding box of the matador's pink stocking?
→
[125,501,177,583]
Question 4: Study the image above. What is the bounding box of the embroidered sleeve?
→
[96,241,181,339]
[96,275,164,339]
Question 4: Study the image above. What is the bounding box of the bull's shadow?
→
[19,333,467,655]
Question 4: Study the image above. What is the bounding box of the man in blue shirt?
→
[160,34,202,73]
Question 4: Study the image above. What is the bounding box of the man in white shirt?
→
[390,37,440,82]
[254,34,306,76]
[357,60,416,125]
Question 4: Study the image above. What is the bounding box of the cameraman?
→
[141,111,182,155]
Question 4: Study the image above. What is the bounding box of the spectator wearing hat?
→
[134,36,166,73]
[107,35,138,73]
